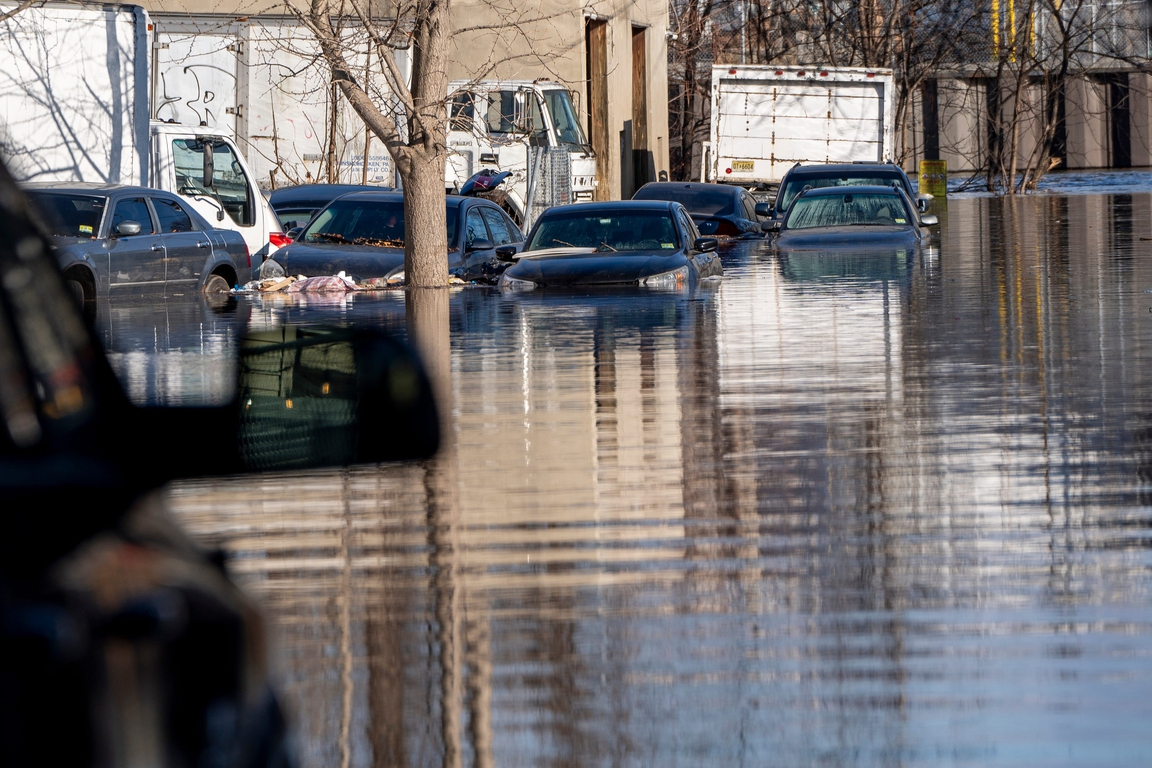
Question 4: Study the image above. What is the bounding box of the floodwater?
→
[106,192,1152,766]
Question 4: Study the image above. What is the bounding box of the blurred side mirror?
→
[920,214,939,227]
[917,196,932,213]
[693,237,719,253]
[495,244,518,262]
[235,326,439,471]
[115,220,142,236]
[754,201,773,217]
[466,237,495,253]
[286,227,302,241]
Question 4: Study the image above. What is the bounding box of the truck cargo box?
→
[707,66,894,185]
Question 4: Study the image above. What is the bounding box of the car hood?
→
[774,225,919,249]
[506,247,689,286]
[271,242,412,279]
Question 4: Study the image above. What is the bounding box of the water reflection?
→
[150,193,1152,765]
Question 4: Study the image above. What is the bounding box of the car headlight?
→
[500,274,536,291]
[259,258,285,279]
[641,265,688,288]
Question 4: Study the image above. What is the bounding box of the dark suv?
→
[766,162,928,225]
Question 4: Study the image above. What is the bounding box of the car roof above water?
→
[797,184,907,197]
[543,200,677,215]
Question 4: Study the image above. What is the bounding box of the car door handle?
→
[150,244,164,252]
[196,241,210,249]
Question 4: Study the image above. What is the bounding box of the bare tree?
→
[293,0,451,287]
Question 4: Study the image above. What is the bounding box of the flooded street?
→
[108,193,1152,765]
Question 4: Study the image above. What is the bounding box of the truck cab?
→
[446,80,596,224]
[149,121,285,260]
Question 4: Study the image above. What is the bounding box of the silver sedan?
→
[23,182,251,313]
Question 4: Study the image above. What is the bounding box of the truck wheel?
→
[203,274,231,294]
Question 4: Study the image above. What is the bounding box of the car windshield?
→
[541,89,589,150]
[785,192,911,229]
[300,200,460,247]
[527,210,679,252]
[27,193,107,238]
[779,173,906,211]
[633,186,734,216]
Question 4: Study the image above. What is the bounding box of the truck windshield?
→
[778,172,906,212]
[301,200,460,247]
[172,138,255,227]
[527,210,677,252]
[785,192,911,229]
[541,90,589,150]
[26,193,106,238]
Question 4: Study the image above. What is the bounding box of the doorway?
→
[585,19,610,200]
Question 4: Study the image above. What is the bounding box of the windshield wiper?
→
[551,238,577,247]
[594,241,618,252]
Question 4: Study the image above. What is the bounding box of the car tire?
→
[66,279,86,305]
[202,274,231,294]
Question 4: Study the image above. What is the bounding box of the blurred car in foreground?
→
[632,181,766,237]
[772,185,937,251]
[261,190,524,283]
[25,182,252,312]
[0,161,439,767]
[497,201,722,289]
[767,162,928,224]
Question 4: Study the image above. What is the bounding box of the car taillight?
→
[268,232,292,248]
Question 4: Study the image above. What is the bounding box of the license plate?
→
[731,160,755,172]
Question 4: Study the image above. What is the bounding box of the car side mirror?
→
[466,237,495,253]
[693,237,719,253]
[769,220,782,232]
[917,196,932,213]
[495,244,518,262]
[920,214,939,227]
[115,220,142,237]
[136,325,440,481]
[754,202,773,217]
[286,227,302,241]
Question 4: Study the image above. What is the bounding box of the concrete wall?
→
[936,78,986,173]
[1065,77,1109,169]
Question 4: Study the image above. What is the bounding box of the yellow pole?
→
[1008,0,1017,62]
[992,0,1001,57]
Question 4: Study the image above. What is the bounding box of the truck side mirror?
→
[754,202,773,217]
[202,141,215,188]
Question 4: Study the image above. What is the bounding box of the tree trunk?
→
[401,152,449,286]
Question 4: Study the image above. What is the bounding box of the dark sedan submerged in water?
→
[261,191,524,283]
[632,181,766,237]
[497,201,722,289]
[771,185,937,251]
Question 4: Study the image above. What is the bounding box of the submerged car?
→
[261,191,524,283]
[772,185,937,251]
[497,201,722,289]
[24,182,251,311]
[631,181,766,237]
[268,183,389,234]
[767,162,929,224]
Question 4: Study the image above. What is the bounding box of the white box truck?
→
[446,79,596,224]
[150,15,398,191]
[706,65,895,185]
[0,2,285,258]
